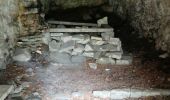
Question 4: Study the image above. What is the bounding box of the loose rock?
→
[59,41,75,53]
[96,57,115,64]
[13,48,31,62]
[89,63,97,70]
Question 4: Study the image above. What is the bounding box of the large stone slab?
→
[42,32,51,45]
[93,90,110,99]
[110,89,170,99]
[96,57,115,64]
[61,34,72,43]
[101,32,114,40]
[49,40,61,52]
[108,38,121,45]
[72,34,85,41]
[50,33,64,37]
[0,85,14,100]
[82,52,94,58]
[90,39,105,45]
[94,44,120,51]
[77,34,90,44]
[13,48,31,62]
[105,51,123,59]
[91,36,103,41]
[49,28,113,33]
[84,44,94,51]
[94,51,104,59]
[93,89,170,99]
[97,17,108,27]
[72,44,85,55]
[59,41,75,53]
[48,20,98,27]
[116,54,133,65]
[50,52,72,64]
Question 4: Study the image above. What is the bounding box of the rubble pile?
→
[47,20,132,65]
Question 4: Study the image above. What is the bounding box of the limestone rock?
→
[61,35,72,43]
[82,52,94,58]
[59,41,75,53]
[77,34,90,44]
[84,44,94,51]
[101,32,114,40]
[96,57,115,64]
[13,48,31,62]
[90,40,105,45]
[50,52,72,64]
[116,54,133,65]
[49,40,61,51]
[97,17,108,27]
[91,36,103,41]
[105,51,123,59]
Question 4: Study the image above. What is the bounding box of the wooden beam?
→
[48,20,98,27]
[49,28,113,33]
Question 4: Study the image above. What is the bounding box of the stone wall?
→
[0,0,19,69]
[109,0,170,53]
[0,0,41,69]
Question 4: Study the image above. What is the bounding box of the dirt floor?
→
[0,50,170,100]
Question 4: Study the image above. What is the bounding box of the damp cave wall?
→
[0,0,40,69]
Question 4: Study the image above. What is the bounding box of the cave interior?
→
[0,0,170,100]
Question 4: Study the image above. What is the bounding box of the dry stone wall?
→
[0,0,40,69]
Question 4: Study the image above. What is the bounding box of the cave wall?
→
[109,0,170,53]
[0,0,40,69]
[0,0,19,69]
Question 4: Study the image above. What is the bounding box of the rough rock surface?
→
[40,0,106,12]
[109,0,170,53]
[0,0,19,69]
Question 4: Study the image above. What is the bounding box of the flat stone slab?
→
[59,41,75,53]
[116,54,133,65]
[49,28,113,33]
[93,88,170,99]
[13,48,31,62]
[0,85,14,100]
[50,52,72,64]
[48,20,98,27]
[96,57,115,64]
[105,51,123,60]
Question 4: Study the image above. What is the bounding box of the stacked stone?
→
[48,27,132,65]
[17,35,43,50]
[19,0,40,36]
